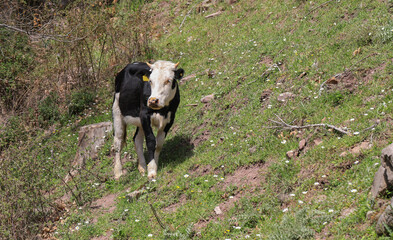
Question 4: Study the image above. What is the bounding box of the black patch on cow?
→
[173,68,184,89]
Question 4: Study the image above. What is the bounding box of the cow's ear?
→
[136,69,151,80]
[174,68,184,80]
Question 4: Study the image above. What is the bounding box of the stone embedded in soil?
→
[277,92,295,102]
[214,206,223,215]
[350,141,371,155]
[286,150,297,159]
[376,199,393,236]
[201,94,215,103]
[299,139,306,150]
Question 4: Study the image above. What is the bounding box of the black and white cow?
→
[112,60,184,179]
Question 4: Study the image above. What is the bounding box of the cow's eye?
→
[164,79,171,85]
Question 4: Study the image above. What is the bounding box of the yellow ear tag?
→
[143,75,149,82]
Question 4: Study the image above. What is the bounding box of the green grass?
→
[2,0,393,239]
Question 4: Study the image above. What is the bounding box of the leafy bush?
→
[37,92,60,126]
[68,89,95,116]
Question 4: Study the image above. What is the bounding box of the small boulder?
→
[214,206,223,215]
[286,150,297,159]
[201,94,215,103]
[298,139,306,150]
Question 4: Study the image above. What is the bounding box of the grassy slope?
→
[42,0,393,239]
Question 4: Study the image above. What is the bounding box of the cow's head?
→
[146,60,184,110]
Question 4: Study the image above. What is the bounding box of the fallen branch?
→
[265,115,380,136]
[265,114,350,135]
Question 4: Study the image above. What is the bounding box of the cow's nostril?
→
[149,97,159,105]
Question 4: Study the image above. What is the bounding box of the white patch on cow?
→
[148,61,178,109]
[151,112,171,129]
[124,116,142,126]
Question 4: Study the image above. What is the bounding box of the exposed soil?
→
[90,193,117,224]
[194,161,268,231]
[163,194,187,213]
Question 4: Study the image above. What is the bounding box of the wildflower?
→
[184,174,189,178]
[75,226,80,231]
[375,162,379,166]
[147,234,153,237]
[328,209,334,213]
[350,118,355,121]
[354,161,359,164]
[135,219,140,222]
[302,191,308,194]
[323,222,328,225]
[322,175,327,178]
[289,193,295,197]
[350,189,358,193]
[282,208,289,212]
[213,175,218,178]
[298,200,304,204]
[314,182,320,186]
[151,179,156,182]
[281,140,287,144]
[229,196,234,199]
[353,132,360,135]
[124,209,129,212]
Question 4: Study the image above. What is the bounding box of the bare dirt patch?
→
[90,193,117,224]
[194,161,268,231]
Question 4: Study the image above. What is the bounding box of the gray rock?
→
[382,143,393,170]
[371,166,388,199]
[376,199,393,236]
[201,94,215,103]
[65,122,112,182]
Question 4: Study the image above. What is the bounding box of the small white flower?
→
[229,196,234,199]
[285,160,290,163]
[314,182,320,186]
[78,207,82,210]
[323,221,328,225]
[85,220,89,224]
[245,235,250,239]
[204,179,209,182]
[267,105,272,109]
[75,226,80,230]
[348,182,352,185]
[321,146,325,149]
[213,175,218,178]
[135,219,140,222]
[364,113,368,116]
[375,162,379,166]
[298,200,304,204]
[211,144,215,147]
[124,209,129,212]
[281,140,287,144]
[282,208,289,212]
[234,226,241,229]
[289,193,295,197]
[322,175,326,178]
[151,179,156,182]
[370,107,374,110]
[302,191,308,194]
[329,209,334,213]
[353,132,360,135]
[256,234,261,237]
[184,174,189,178]
[350,189,358,193]
[354,161,359,164]
[147,234,153,237]
[350,118,355,121]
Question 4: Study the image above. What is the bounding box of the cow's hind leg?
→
[113,116,126,180]
[133,127,147,176]
[147,130,165,179]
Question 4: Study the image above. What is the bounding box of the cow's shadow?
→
[159,134,194,169]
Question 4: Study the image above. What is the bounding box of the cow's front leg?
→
[133,127,146,176]
[150,129,165,177]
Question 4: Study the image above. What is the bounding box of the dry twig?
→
[266,114,350,134]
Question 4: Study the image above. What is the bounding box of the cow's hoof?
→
[138,165,146,176]
[114,172,123,180]
[147,171,157,180]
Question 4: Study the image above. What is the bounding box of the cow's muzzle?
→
[148,97,161,110]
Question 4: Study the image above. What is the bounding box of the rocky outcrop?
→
[65,122,112,182]
[371,143,393,198]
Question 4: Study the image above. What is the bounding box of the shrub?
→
[37,92,60,126]
[68,89,95,116]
